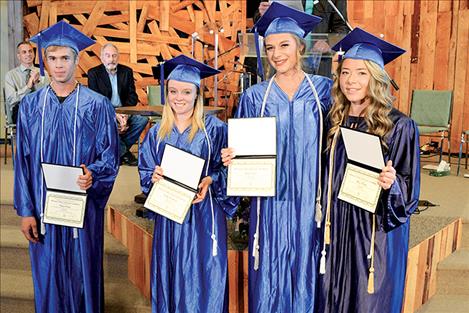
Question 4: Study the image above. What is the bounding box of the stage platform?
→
[106,204,463,313]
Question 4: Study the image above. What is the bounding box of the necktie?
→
[305,0,314,14]
[25,68,35,91]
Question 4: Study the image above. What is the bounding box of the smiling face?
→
[339,58,371,107]
[264,33,302,75]
[45,46,78,84]
[17,43,35,68]
[167,79,198,118]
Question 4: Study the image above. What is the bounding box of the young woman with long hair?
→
[222,3,333,312]
[316,28,420,313]
[138,55,238,313]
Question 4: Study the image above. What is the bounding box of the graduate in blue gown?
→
[139,55,238,313]
[14,21,119,313]
[316,28,420,313]
[222,3,332,312]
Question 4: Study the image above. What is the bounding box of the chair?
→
[3,88,16,165]
[457,130,468,176]
[409,90,453,163]
[146,85,163,125]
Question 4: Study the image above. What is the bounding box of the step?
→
[0,225,129,282]
[435,248,469,295]
[0,269,151,313]
[416,294,469,313]
[0,205,19,227]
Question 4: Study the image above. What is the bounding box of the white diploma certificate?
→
[144,144,205,224]
[41,163,87,228]
[337,127,385,213]
[227,117,276,197]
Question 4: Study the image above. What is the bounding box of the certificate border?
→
[43,191,87,228]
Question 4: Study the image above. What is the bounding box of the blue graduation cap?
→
[152,54,220,104]
[30,20,95,76]
[252,2,322,80]
[331,27,405,69]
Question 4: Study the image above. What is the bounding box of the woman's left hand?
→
[193,176,213,204]
[378,160,396,190]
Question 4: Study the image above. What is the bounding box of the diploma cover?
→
[41,163,87,228]
[227,117,277,197]
[338,127,385,213]
[144,144,205,224]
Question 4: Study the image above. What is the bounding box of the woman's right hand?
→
[151,166,164,183]
[221,148,236,166]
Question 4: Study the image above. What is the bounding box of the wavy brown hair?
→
[327,59,394,151]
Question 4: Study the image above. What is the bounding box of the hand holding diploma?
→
[221,147,235,166]
[378,160,396,190]
[151,166,164,183]
[193,176,213,204]
[77,165,93,190]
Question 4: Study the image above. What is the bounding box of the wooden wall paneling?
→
[433,11,452,90]
[362,0,373,19]
[451,9,469,153]
[397,11,412,114]
[416,11,438,90]
[439,0,453,12]
[372,1,385,32]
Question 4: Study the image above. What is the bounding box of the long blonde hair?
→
[327,59,394,150]
[157,86,205,142]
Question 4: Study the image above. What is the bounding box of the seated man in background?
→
[5,41,50,124]
[88,43,148,166]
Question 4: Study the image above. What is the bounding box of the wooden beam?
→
[130,0,138,63]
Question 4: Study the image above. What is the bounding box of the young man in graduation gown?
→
[14,20,119,313]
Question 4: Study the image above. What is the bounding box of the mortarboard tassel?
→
[37,34,45,77]
[253,198,261,270]
[319,250,326,274]
[160,62,165,105]
[367,214,377,294]
[315,201,322,228]
[254,29,264,81]
[73,228,78,239]
[211,234,218,256]
[324,221,331,245]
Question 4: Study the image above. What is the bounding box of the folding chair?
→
[409,90,453,163]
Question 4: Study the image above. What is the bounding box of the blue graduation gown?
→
[316,109,420,313]
[14,85,119,313]
[138,114,238,313]
[236,74,332,313]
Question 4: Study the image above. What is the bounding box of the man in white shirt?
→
[4,41,50,123]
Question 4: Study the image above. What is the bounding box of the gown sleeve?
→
[235,90,257,118]
[86,98,120,198]
[138,127,160,195]
[380,117,420,231]
[13,96,34,217]
[206,119,239,217]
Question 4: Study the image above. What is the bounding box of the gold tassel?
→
[325,221,331,245]
[367,267,375,294]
